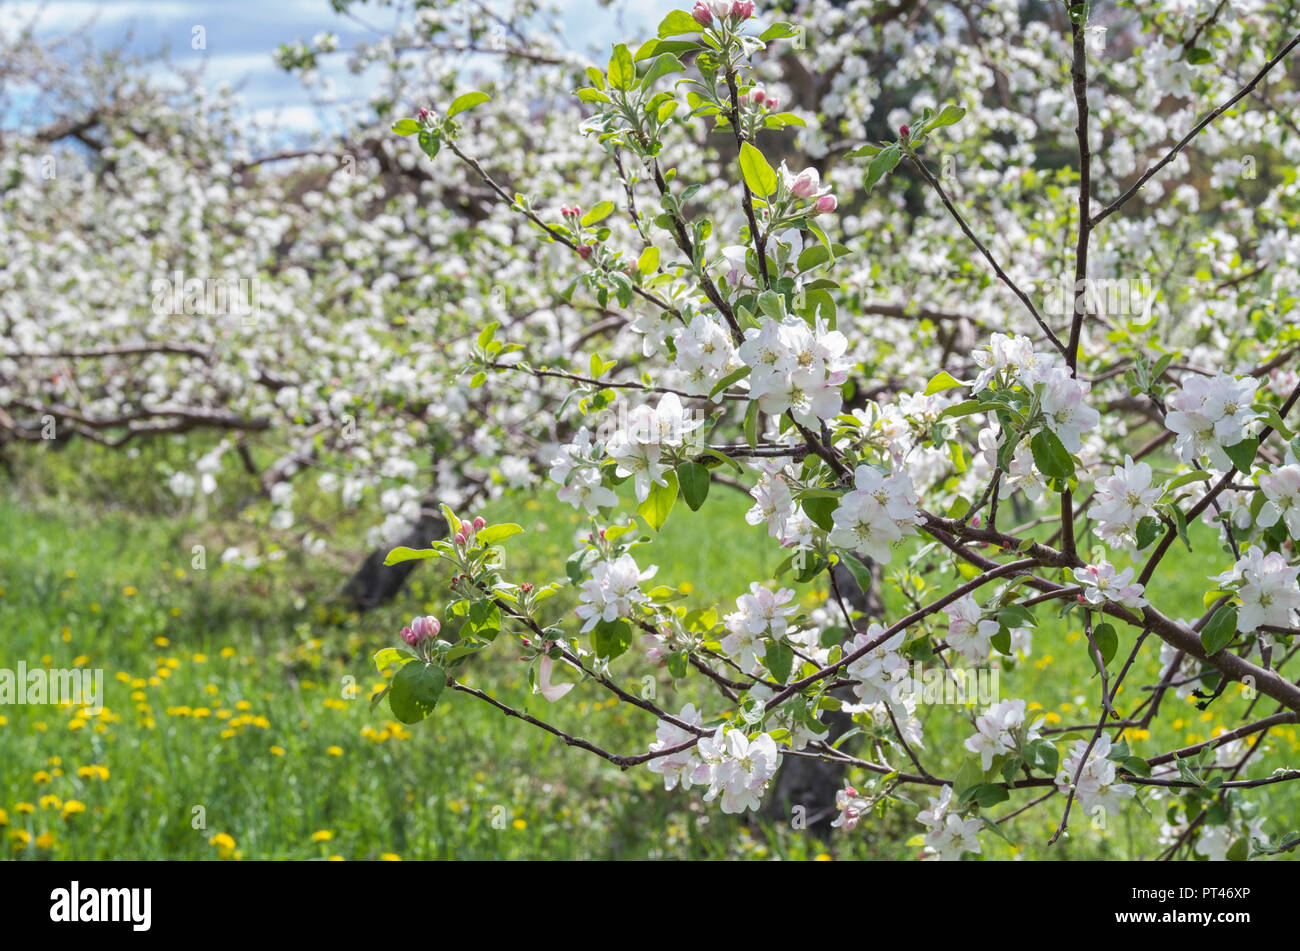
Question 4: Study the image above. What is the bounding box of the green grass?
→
[0,459,1296,860]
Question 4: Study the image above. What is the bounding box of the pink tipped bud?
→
[692,2,712,26]
[813,194,837,215]
[752,87,766,105]
[790,167,820,199]
[410,616,441,642]
[577,244,593,260]
[400,626,418,646]
[731,1,755,20]
[454,532,467,545]
[765,97,778,110]
[900,124,910,138]
[472,516,486,531]
[1076,593,1088,604]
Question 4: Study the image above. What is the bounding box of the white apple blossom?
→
[646,703,705,791]
[827,464,921,563]
[1165,372,1262,470]
[1074,561,1149,610]
[1055,734,1136,817]
[739,315,849,426]
[1092,455,1162,548]
[1257,463,1300,537]
[845,623,909,704]
[916,785,983,861]
[574,553,657,633]
[964,698,1045,770]
[1212,546,1300,633]
[945,594,999,663]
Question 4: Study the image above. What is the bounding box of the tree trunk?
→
[341,508,448,611]
[760,555,883,837]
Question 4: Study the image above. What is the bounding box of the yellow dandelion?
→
[326,746,343,757]
[123,586,138,596]
[35,831,55,850]
[15,802,34,815]
[512,819,527,830]
[379,853,401,861]
[311,830,334,843]
[154,637,169,647]
[61,801,86,819]
[39,795,62,811]
[32,770,51,784]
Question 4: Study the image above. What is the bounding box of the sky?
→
[1,0,677,137]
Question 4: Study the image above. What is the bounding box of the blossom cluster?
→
[646,705,779,815]
[739,316,849,427]
[827,464,921,564]
[1165,372,1262,470]
[1054,735,1136,818]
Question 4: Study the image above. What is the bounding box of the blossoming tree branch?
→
[366,1,1300,859]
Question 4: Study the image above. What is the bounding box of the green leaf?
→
[466,600,502,641]
[1165,470,1212,493]
[391,118,420,136]
[801,495,837,532]
[592,619,633,661]
[839,551,873,597]
[764,641,794,684]
[608,44,635,90]
[447,91,491,118]
[1185,47,1213,65]
[744,399,760,448]
[388,662,445,724]
[709,365,750,399]
[1023,739,1059,775]
[1090,622,1118,669]
[678,461,710,511]
[1135,516,1161,550]
[1030,428,1075,483]
[642,52,685,87]
[637,246,660,274]
[1223,437,1258,474]
[970,784,1010,808]
[638,470,679,531]
[581,200,615,227]
[738,142,777,199]
[863,145,901,194]
[758,21,799,42]
[658,9,702,36]
[928,103,966,129]
[373,647,417,675]
[383,546,437,567]
[1200,605,1238,656]
[923,370,964,395]
[476,523,524,545]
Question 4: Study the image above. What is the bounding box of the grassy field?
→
[1,455,1296,860]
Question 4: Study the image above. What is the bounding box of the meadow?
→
[1,446,1296,861]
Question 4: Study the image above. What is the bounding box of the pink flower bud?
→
[1077,593,1088,604]
[731,0,755,20]
[900,124,910,139]
[400,626,417,646]
[577,244,593,260]
[692,2,712,26]
[765,97,778,110]
[813,194,837,215]
[472,516,486,530]
[752,87,766,104]
[454,532,467,545]
[411,615,441,642]
[790,167,820,199]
